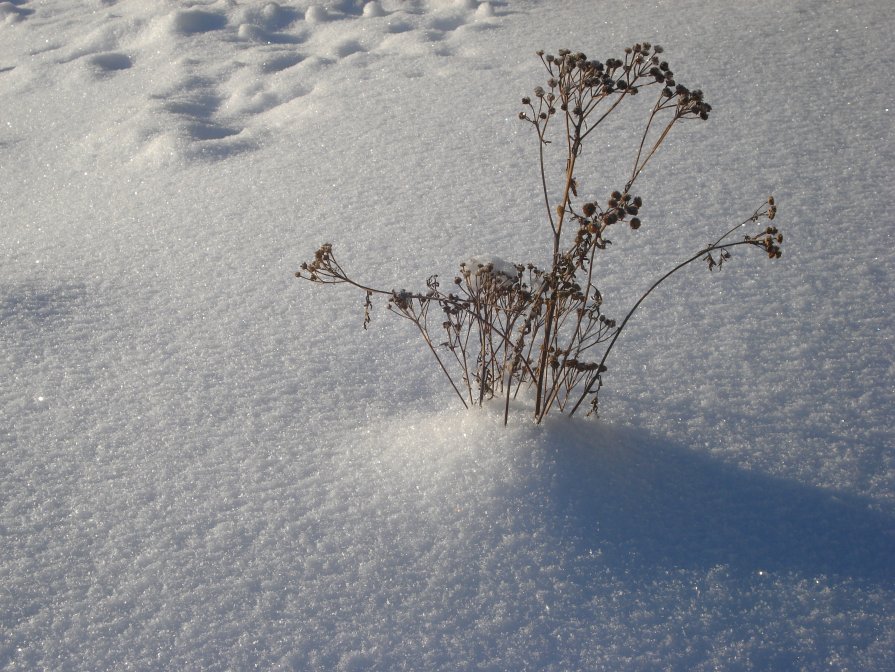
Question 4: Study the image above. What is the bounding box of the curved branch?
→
[568,239,763,417]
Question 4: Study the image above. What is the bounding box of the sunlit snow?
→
[2,0,893,669]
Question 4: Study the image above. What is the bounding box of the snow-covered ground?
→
[2,0,893,669]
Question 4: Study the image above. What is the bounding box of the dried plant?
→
[296,44,783,425]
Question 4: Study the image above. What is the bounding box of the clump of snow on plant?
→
[459,254,521,289]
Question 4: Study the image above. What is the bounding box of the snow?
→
[460,254,520,290]
[2,0,893,669]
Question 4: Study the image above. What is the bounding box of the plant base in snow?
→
[297,44,783,425]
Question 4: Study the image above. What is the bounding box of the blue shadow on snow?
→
[534,421,894,584]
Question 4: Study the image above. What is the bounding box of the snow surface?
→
[2,0,893,669]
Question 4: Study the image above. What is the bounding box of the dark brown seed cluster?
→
[604,190,643,229]
[751,226,783,258]
[563,358,607,373]
[746,197,782,258]
[673,85,712,120]
[296,243,334,281]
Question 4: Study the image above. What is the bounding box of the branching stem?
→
[297,45,781,426]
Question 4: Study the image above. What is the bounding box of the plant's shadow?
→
[532,421,894,583]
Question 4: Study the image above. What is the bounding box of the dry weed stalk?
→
[297,44,783,424]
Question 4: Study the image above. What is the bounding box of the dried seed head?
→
[582,202,596,217]
[629,217,641,230]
